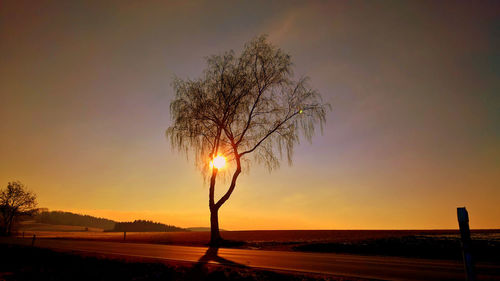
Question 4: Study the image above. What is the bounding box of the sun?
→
[211,155,226,169]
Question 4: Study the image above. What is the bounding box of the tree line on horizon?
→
[1,181,187,235]
[35,211,187,232]
[0,181,189,233]
[111,220,186,232]
[35,211,116,230]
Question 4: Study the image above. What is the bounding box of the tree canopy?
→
[167,35,329,175]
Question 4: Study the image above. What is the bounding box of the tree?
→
[0,181,37,236]
[167,35,329,246]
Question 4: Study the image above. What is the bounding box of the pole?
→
[31,234,36,247]
[457,207,475,281]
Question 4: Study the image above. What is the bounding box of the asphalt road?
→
[3,238,500,280]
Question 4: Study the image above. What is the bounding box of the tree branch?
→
[240,110,300,157]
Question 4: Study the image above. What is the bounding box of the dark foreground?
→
[2,238,500,280]
[0,243,357,281]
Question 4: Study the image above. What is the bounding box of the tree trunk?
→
[209,165,220,246]
[210,206,221,246]
[209,154,242,246]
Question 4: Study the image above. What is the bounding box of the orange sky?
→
[1,1,499,230]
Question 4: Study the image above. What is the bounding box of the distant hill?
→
[35,211,116,230]
[111,220,187,232]
[34,211,187,233]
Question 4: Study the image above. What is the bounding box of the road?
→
[3,238,500,280]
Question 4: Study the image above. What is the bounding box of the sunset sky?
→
[1,1,498,230]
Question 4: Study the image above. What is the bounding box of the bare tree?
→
[167,35,329,246]
[0,181,37,236]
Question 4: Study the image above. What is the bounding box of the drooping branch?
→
[236,86,264,146]
[167,34,329,207]
[240,110,300,157]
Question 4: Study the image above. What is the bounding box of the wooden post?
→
[457,207,475,281]
[31,234,36,247]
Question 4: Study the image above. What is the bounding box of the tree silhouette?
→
[167,35,329,246]
[0,181,37,236]
[112,220,186,232]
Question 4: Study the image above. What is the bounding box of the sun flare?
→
[211,155,226,169]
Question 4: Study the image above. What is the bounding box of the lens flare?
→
[211,155,226,169]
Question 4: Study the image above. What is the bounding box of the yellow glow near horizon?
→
[211,155,226,169]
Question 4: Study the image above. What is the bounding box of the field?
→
[15,224,500,262]
[17,221,104,232]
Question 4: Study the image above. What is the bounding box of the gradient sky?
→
[1,1,499,230]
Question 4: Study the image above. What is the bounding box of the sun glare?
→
[211,155,226,169]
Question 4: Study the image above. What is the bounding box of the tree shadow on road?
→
[187,246,249,280]
[198,246,248,267]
